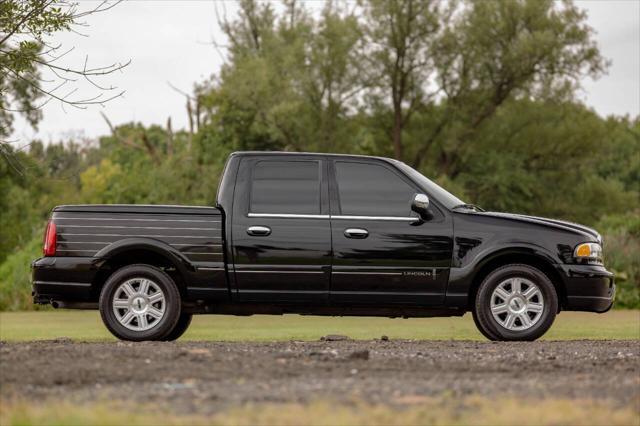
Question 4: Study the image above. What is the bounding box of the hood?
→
[472,211,602,242]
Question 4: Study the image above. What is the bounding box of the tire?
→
[99,264,182,341]
[472,308,499,341]
[164,313,193,341]
[474,264,558,341]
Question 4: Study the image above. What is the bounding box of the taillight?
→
[43,221,57,256]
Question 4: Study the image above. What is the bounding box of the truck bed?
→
[52,204,223,263]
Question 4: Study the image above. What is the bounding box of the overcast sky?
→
[11,0,640,145]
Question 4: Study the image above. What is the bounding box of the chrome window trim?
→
[247,213,417,222]
[332,215,417,222]
[248,213,330,219]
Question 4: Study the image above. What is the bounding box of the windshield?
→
[394,161,465,210]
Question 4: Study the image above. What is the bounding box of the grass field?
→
[1,310,638,341]
[2,396,638,426]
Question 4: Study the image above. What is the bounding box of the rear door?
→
[230,155,331,302]
[329,159,453,306]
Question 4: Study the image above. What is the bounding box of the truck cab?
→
[32,151,615,341]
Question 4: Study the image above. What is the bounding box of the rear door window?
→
[250,160,321,214]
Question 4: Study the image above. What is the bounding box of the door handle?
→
[344,228,368,239]
[247,226,271,236]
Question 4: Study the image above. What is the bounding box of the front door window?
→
[335,161,416,217]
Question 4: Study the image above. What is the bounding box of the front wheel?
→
[474,264,558,341]
[99,264,182,341]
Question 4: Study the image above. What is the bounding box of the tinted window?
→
[251,161,321,214]
[335,161,416,216]
[395,161,464,209]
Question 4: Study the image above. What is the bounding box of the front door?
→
[329,159,453,306]
[231,156,331,303]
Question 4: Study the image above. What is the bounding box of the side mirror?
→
[411,193,431,220]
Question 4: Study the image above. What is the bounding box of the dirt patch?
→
[1,340,638,414]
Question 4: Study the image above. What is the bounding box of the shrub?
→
[0,237,44,311]
[598,212,640,309]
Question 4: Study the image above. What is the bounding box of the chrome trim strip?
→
[187,286,228,292]
[248,213,329,219]
[170,243,222,247]
[336,266,444,271]
[238,289,326,294]
[34,280,91,287]
[57,241,111,245]
[332,215,418,222]
[184,252,219,256]
[247,213,417,222]
[331,290,441,296]
[58,213,415,223]
[196,267,225,271]
[235,270,324,274]
[333,271,402,275]
[60,224,218,231]
[56,203,215,209]
[55,217,220,223]
[567,295,615,301]
[59,233,216,239]
[58,242,223,247]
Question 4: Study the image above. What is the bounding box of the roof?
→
[230,151,397,163]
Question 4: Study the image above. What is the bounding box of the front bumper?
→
[559,264,615,313]
[32,256,102,304]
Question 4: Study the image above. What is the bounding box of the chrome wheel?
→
[112,277,166,331]
[490,277,544,331]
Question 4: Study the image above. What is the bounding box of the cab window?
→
[250,160,321,214]
[335,161,415,217]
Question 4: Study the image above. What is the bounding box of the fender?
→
[94,238,195,277]
[445,243,559,308]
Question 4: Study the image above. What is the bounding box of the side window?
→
[335,161,415,217]
[250,160,321,214]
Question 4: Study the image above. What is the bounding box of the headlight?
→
[573,242,603,264]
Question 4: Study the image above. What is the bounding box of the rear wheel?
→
[99,264,182,341]
[474,264,558,341]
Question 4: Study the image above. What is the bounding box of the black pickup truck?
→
[32,151,615,341]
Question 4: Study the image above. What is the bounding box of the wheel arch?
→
[92,239,193,299]
[467,249,567,312]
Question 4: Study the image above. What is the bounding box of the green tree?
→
[449,100,636,224]
[196,0,362,153]
[597,117,640,196]
[360,0,445,161]
[0,0,126,166]
[414,0,607,175]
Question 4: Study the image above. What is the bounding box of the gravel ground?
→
[1,339,638,414]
